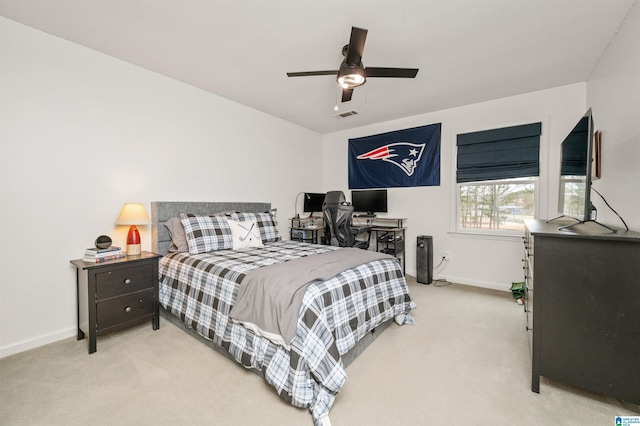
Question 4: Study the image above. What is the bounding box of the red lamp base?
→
[126,225,141,256]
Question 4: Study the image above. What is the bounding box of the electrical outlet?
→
[443,251,450,261]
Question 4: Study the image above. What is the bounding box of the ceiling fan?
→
[287,27,419,102]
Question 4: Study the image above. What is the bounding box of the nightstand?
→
[70,251,161,354]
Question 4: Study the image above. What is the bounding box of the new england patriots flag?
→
[349,123,441,189]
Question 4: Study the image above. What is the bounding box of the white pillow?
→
[228,219,264,250]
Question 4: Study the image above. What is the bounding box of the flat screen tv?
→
[555,109,613,232]
[303,192,326,214]
[351,189,388,216]
[558,109,593,224]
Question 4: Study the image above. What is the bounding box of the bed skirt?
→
[159,307,393,377]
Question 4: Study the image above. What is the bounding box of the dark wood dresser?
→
[524,219,640,404]
[70,251,161,353]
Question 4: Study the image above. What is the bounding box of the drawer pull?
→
[124,278,131,285]
[125,306,132,313]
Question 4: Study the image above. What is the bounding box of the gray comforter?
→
[229,247,393,348]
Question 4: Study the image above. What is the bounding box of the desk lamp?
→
[116,203,150,256]
[294,192,311,219]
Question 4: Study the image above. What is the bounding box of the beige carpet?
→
[1,276,638,425]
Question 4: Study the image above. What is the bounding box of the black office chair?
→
[322,191,372,249]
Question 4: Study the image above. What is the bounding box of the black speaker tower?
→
[416,235,433,284]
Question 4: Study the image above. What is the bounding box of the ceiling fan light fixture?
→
[337,62,366,89]
[287,27,418,102]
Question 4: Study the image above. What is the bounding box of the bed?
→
[151,201,416,425]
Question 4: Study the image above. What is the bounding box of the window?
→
[456,122,541,235]
[458,178,535,232]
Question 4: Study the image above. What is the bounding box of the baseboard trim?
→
[433,274,511,292]
[0,327,76,359]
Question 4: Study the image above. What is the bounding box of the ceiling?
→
[0,0,635,134]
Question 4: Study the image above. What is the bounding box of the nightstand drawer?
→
[95,264,153,300]
[97,290,155,329]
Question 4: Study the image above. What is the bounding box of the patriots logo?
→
[356,142,426,176]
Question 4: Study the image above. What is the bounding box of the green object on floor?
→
[510,282,526,299]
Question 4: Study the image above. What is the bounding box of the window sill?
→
[448,230,524,242]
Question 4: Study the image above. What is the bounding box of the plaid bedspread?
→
[159,241,416,424]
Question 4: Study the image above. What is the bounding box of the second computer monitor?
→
[351,189,388,216]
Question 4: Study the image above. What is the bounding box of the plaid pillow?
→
[230,211,280,243]
[180,213,233,254]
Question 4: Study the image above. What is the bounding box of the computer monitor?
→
[351,189,388,216]
[303,193,326,214]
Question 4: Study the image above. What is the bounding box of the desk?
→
[290,216,323,244]
[352,217,407,229]
[372,227,406,274]
[291,216,407,273]
[353,217,407,274]
[290,226,321,244]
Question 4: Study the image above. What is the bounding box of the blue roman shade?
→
[456,122,541,183]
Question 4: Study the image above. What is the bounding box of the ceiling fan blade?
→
[341,88,354,102]
[364,67,419,78]
[287,70,338,77]
[345,27,368,65]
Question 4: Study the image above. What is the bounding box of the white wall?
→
[587,2,640,232]
[322,84,587,290]
[0,18,323,357]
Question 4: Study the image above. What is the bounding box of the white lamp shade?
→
[116,203,150,226]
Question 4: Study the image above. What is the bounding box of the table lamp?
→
[116,203,150,256]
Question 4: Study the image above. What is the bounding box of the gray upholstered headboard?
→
[151,201,272,256]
